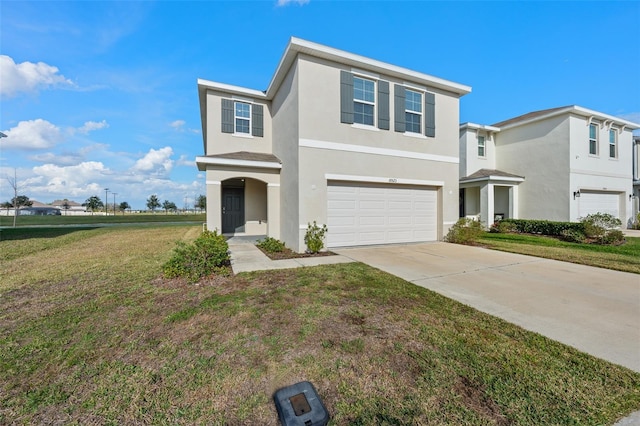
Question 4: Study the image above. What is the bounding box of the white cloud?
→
[170,120,186,130]
[0,55,75,98]
[131,146,174,176]
[276,0,309,6]
[176,154,194,167]
[1,119,63,150]
[29,161,109,197]
[617,112,640,125]
[77,120,109,134]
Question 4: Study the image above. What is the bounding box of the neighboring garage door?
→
[578,191,620,219]
[327,181,438,248]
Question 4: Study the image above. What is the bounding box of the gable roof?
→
[195,151,282,171]
[492,105,640,130]
[460,168,525,183]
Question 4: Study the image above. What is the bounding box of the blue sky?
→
[1,1,639,210]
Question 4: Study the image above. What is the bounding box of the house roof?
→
[492,105,640,130]
[460,168,525,183]
[195,151,282,171]
[51,199,82,206]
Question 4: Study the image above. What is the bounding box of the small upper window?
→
[589,123,598,155]
[609,129,617,158]
[478,135,486,157]
[235,102,251,134]
[353,76,375,126]
[405,90,422,134]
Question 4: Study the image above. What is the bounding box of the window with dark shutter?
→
[394,84,405,133]
[221,99,234,133]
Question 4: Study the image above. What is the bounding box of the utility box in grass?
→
[273,381,329,426]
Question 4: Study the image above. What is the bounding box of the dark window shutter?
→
[378,80,390,130]
[221,99,234,133]
[340,70,354,124]
[394,84,405,132]
[252,104,264,137]
[425,92,435,137]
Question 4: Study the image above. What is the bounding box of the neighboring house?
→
[460,106,640,227]
[51,199,85,213]
[633,135,640,222]
[197,37,471,252]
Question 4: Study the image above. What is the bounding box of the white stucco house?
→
[459,106,640,227]
[196,37,471,252]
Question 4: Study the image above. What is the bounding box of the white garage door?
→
[579,191,620,219]
[327,182,438,248]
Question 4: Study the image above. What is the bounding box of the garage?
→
[578,191,620,219]
[326,181,438,248]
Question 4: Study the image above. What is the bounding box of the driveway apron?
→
[335,242,640,373]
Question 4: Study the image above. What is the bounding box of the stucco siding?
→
[496,115,570,221]
[271,62,300,250]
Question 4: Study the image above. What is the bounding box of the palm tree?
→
[84,196,103,215]
[146,195,160,213]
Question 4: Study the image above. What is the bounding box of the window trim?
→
[404,89,423,135]
[352,75,376,127]
[234,101,251,135]
[477,135,486,158]
[609,128,618,159]
[588,123,599,156]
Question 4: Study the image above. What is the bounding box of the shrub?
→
[580,213,623,245]
[163,230,230,283]
[499,219,584,236]
[559,229,586,243]
[445,218,484,245]
[256,236,286,253]
[490,220,519,234]
[635,213,640,230]
[304,221,328,253]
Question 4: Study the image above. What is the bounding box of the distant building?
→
[19,207,61,216]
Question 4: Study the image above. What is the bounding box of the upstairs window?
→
[405,90,422,134]
[589,123,598,155]
[234,102,251,134]
[478,135,486,157]
[609,129,617,158]
[353,76,375,126]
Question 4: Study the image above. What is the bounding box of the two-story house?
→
[459,106,640,227]
[196,37,471,252]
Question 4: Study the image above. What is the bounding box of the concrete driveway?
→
[335,242,640,373]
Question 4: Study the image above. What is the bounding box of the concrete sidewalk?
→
[227,236,353,274]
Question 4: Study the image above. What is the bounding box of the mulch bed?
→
[256,246,336,260]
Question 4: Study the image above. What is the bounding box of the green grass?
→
[1,226,639,424]
[0,212,206,227]
[480,233,640,274]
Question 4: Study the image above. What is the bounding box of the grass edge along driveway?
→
[0,225,639,424]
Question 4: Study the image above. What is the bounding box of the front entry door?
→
[222,188,244,233]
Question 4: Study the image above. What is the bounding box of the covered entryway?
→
[326,181,438,248]
[221,181,245,234]
[578,191,620,220]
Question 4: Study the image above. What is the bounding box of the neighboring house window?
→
[609,129,617,158]
[589,123,598,155]
[235,102,251,134]
[405,90,422,134]
[353,76,375,126]
[221,99,263,137]
[478,135,486,157]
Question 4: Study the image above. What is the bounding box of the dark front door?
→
[222,188,244,233]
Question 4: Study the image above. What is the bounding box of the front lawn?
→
[479,233,640,274]
[1,226,638,424]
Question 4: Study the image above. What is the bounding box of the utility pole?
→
[112,193,117,216]
[104,188,109,216]
[12,169,17,228]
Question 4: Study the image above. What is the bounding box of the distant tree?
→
[61,200,71,215]
[119,201,130,215]
[146,194,160,213]
[84,196,103,215]
[195,194,206,212]
[5,169,28,227]
[162,200,177,214]
[1,201,12,214]
[12,195,33,208]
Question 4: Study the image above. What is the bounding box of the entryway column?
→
[207,180,222,233]
[509,186,519,219]
[487,183,495,226]
[267,183,280,239]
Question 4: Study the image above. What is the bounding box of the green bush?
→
[489,220,519,234]
[559,229,586,243]
[634,213,640,230]
[499,219,584,236]
[581,213,623,245]
[163,230,230,283]
[445,218,483,245]
[304,221,328,253]
[256,236,286,253]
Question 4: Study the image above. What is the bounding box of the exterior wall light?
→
[573,190,581,199]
